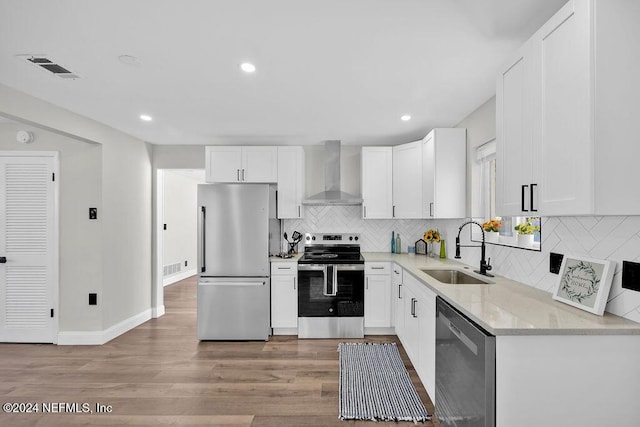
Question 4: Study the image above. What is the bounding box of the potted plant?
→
[482,219,502,243]
[514,220,540,246]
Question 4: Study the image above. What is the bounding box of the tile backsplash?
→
[284,206,640,323]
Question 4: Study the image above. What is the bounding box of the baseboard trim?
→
[163,269,197,286]
[272,327,298,335]
[364,327,396,335]
[152,305,165,318]
[57,308,152,345]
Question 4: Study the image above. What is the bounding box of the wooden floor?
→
[0,276,440,426]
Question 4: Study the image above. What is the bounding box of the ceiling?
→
[0,0,566,146]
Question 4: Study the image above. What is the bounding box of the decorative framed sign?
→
[552,256,615,315]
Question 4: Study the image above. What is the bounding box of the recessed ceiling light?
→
[240,62,256,73]
[140,114,153,122]
[401,115,411,121]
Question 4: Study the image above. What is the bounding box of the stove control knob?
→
[312,236,316,241]
[306,235,311,241]
[355,236,359,241]
[329,307,334,313]
[349,236,353,241]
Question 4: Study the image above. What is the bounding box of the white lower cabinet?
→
[364,262,391,330]
[270,262,298,332]
[398,272,437,398]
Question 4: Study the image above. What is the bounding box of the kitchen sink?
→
[420,269,493,285]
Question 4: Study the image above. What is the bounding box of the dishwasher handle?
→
[444,315,478,356]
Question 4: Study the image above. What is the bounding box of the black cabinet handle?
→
[0,257,6,263]
[530,183,537,212]
[429,202,434,217]
[521,184,529,212]
[392,205,396,217]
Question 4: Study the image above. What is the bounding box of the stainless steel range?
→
[297,233,365,338]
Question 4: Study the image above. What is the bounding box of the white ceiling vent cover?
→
[16,54,80,79]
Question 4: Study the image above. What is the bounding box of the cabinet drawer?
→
[365,262,390,275]
[271,262,298,275]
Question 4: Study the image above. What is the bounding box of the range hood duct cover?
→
[303,140,363,206]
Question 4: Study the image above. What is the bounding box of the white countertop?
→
[364,252,640,336]
[269,253,303,262]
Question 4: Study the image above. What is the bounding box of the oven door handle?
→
[297,264,327,271]
[323,265,338,297]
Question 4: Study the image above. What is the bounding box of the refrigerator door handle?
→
[200,206,206,273]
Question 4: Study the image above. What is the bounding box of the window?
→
[472,138,541,250]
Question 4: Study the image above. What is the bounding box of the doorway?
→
[154,169,204,317]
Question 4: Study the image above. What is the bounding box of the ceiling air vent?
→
[18,55,80,79]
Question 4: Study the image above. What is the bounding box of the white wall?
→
[0,122,103,332]
[162,170,199,283]
[0,83,153,341]
[455,96,496,216]
[101,136,152,331]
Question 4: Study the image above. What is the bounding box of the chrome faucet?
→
[455,220,494,277]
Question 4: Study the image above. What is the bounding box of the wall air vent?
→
[17,55,80,79]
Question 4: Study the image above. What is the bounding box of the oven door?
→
[298,264,364,317]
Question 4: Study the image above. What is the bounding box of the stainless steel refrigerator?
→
[197,184,278,340]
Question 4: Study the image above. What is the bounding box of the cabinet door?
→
[270,274,297,328]
[394,280,405,337]
[403,285,420,363]
[496,42,533,216]
[206,146,242,183]
[433,128,467,218]
[361,147,393,218]
[277,147,304,218]
[242,147,278,183]
[392,141,423,218]
[390,264,403,328]
[533,0,592,215]
[422,133,435,218]
[364,274,391,328]
[417,288,436,398]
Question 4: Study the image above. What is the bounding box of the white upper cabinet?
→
[361,147,393,219]
[496,40,535,217]
[206,146,277,183]
[533,0,591,215]
[392,141,423,218]
[421,128,467,218]
[497,0,640,216]
[277,147,305,219]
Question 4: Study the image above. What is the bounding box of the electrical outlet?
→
[550,252,564,274]
[89,207,97,220]
[622,261,640,292]
[89,293,97,305]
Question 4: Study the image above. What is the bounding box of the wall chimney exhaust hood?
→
[303,140,363,206]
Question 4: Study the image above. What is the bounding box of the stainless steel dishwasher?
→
[435,297,495,427]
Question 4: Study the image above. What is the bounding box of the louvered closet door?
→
[0,154,57,343]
